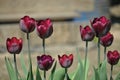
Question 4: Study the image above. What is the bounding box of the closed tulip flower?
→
[6,37,22,54]
[100,32,114,47]
[107,50,120,65]
[90,16,111,37]
[80,25,95,41]
[37,54,54,71]
[58,54,73,68]
[36,18,53,39]
[20,16,36,33]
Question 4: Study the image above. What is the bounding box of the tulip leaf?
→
[99,60,107,80]
[49,61,57,80]
[53,68,65,80]
[20,53,28,77]
[5,57,16,80]
[27,65,34,80]
[36,66,42,80]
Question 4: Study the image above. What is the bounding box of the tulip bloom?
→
[20,16,36,33]
[58,54,73,68]
[90,16,111,37]
[37,54,54,71]
[107,50,120,65]
[6,37,22,54]
[100,32,114,47]
[36,18,53,39]
[80,25,95,41]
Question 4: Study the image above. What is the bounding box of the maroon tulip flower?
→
[100,32,114,47]
[80,25,95,41]
[36,18,53,39]
[20,16,36,33]
[58,54,73,68]
[107,50,120,65]
[90,16,111,37]
[6,37,23,54]
[37,54,54,71]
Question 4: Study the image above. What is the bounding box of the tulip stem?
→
[84,41,88,80]
[98,37,101,66]
[44,70,46,80]
[27,33,33,80]
[42,38,45,54]
[110,65,113,80]
[65,68,70,80]
[104,47,107,60]
[14,54,18,80]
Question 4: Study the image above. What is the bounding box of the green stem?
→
[98,37,101,66]
[27,33,33,80]
[42,38,45,54]
[84,41,88,80]
[65,68,68,80]
[104,47,107,60]
[43,70,46,80]
[110,65,113,80]
[14,54,18,80]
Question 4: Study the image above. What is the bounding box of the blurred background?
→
[0,0,120,80]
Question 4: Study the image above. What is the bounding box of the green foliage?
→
[5,57,16,80]
[36,66,42,80]
[91,60,107,80]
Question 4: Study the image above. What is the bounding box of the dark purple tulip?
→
[58,54,73,68]
[37,54,54,71]
[107,50,120,65]
[100,32,114,47]
[80,25,95,41]
[20,16,36,33]
[36,18,53,39]
[90,16,111,37]
[6,37,23,54]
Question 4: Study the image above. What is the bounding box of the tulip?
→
[100,32,114,47]
[37,54,54,71]
[90,16,111,37]
[6,37,23,80]
[58,54,73,68]
[107,50,120,65]
[36,18,53,39]
[20,16,36,33]
[107,50,120,80]
[6,37,22,54]
[80,25,95,41]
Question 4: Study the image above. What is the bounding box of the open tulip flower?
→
[6,37,23,54]
[90,16,111,37]
[58,54,73,68]
[107,50,120,65]
[20,16,36,33]
[36,18,53,39]
[37,54,54,71]
[80,25,95,41]
[100,32,114,47]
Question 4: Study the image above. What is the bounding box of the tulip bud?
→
[36,18,53,39]
[100,32,114,47]
[20,16,36,33]
[80,25,95,41]
[37,54,54,71]
[90,16,111,37]
[6,37,23,54]
[58,54,73,68]
[107,50,120,65]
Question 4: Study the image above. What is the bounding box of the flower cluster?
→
[5,15,120,80]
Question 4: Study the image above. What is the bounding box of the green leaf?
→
[36,66,42,80]
[20,53,28,77]
[93,67,100,80]
[5,57,16,80]
[53,68,65,80]
[83,59,89,80]
[99,60,107,80]
[49,61,57,80]
[27,65,34,80]
[115,71,120,80]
